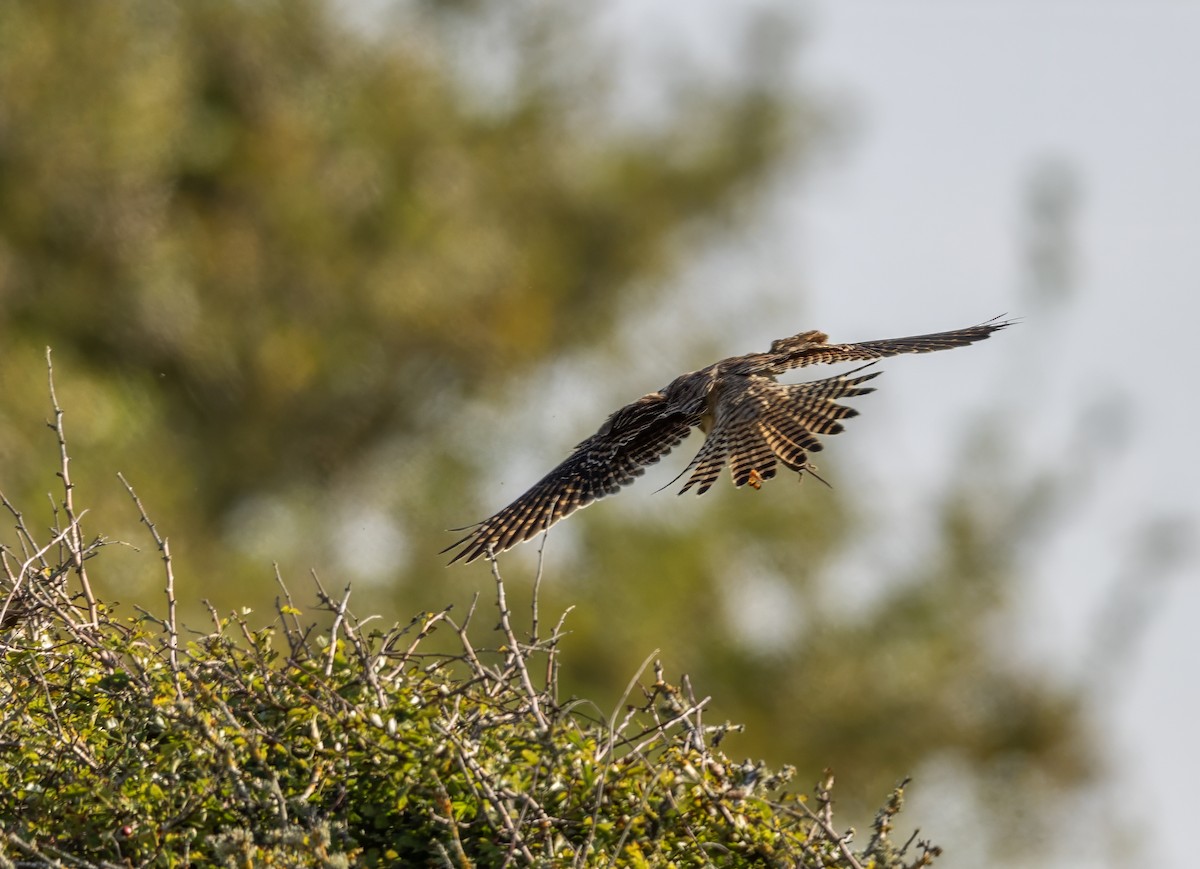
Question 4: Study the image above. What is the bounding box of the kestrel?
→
[445,318,1010,564]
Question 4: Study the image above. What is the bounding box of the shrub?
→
[0,358,939,867]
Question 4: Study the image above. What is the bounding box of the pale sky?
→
[600,2,1200,865]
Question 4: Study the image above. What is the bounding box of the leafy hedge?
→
[0,361,940,867]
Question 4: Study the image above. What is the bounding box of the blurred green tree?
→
[0,0,791,577]
[0,1,1095,861]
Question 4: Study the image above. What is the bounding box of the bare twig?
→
[530,532,547,643]
[598,649,660,760]
[0,488,41,563]
[273,565,307,643]
[389,606,454,676]
[0,517,82,633]
[626,696,711,758]
[117,473,182,699]
[3,828,101,868]
[432,841,458,869]
[447,593,490,682]
[311,572,351,679]
[339,608,387,710]
[545,605,573,706]
[486,552,548,732]
[45,347,98,627]
[772,771,866,869]
[864,775,909,857]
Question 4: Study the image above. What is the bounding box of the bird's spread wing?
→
[446,317,1013,563]
[678,365,880,495]
[764,317,1011,373]
[443,391,696,564]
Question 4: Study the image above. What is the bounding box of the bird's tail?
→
[677,364,881,495]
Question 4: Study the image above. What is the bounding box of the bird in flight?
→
[445,318,1011,564]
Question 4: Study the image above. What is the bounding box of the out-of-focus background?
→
[0,2,1194,865]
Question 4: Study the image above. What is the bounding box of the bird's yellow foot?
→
[747,469,763,490]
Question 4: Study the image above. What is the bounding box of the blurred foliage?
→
[0,0,790,588]
[0,1,1097,862]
